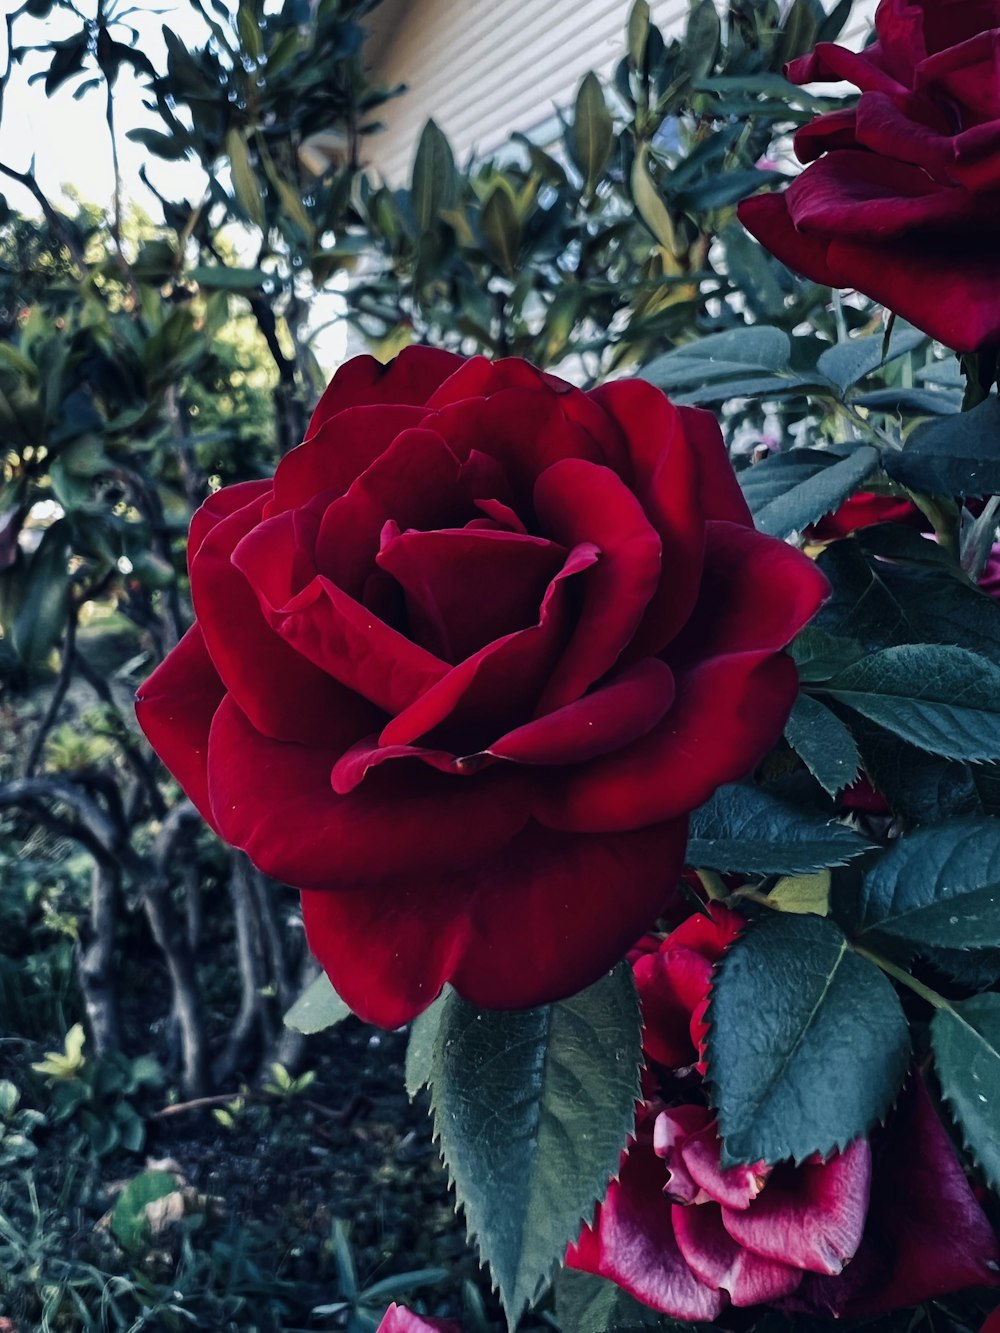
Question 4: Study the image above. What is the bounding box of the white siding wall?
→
[364,0,880,185]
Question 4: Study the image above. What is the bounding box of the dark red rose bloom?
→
[136,349,826,1026]
[982,1306,1000,1333]
[568,906,999,1318]
[738,0,1000,352]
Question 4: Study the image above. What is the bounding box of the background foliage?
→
[2,0,998,1329]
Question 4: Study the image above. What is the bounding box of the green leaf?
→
[857,818,1000,950]
[816,325,925,395]
[283,971,352,1034]
[225,128,266,229]
[708,914,910,1166]
[12,521,70,669]
[480,187,520,275]
[411,119,457,234]
[237,0,263,60]
[687,782,875,874]
[189,264,271,291]
[824,644,1000,763]
[742,446,880,539]
[111,1170,178,1251]
[571,72,614,194]
[883,395,1000,498]
[767,870,831,916]
[554,1269,672,1332]
[405,990,447,1099]
[784,693,860,797]
[684,0,722,80]
[425,966,643,1325]
[631,141,677,253]
[627,0,651,68]
[932,993,1000,1191]
[642,326,791,389]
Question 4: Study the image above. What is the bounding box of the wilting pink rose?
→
[739,0,1000,352]
[136,349,827,1026]
[568,906,999,1317]
[375,1305,459,1333]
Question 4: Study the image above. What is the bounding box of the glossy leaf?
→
[932,993,1000,1192]
[283,971,352,1034]
[857,819,1000,950]
[784,693,860,796]
[884,395,1000,498]
[742,445,879,539]
[411,119,456,234]
[708,913,910,1165]
[425,967,642,1325]
[825,645,1000,763]
[687,782,874,874]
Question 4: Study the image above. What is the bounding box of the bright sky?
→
[0,0,348,370]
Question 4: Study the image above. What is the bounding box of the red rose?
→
[982,1307,1000,1333]
[375,1305,459,1333]
[568,906,1000,1317]
[136,349,826,1026]
[806,490,924,541]
[738,0,1000,352]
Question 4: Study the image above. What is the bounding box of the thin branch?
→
[22,608,77,778]
[0,160,89,272]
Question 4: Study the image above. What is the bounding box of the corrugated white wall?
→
[363,0,879,185]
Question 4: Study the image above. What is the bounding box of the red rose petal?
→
[786,42,910,95]
[666,904,745,961]
[534,459,663,711]
[722,1140,871,1276]
[191,488,375,748]
[267,404,427,515]
[188,478,272,567]
[792,1077,1000,1317]
[538,652,802,832]
[306,345,464,435]
[379,542,597,749]
[785,152,980,238]
[588,381,707,655]
[654,1105,716,1203]
[681,1122,771,1211]
[566,1130,727,1321]
[794,107,861,163]
[206,694,533,892]
[376,526,566,662]
[313,429,507,598]
[668,520,830,668]
[302,819,688,1026]
[738,192,843,289]
[376,1305,460,1333]
[486,659,675,765]
[672,1203,803,1306]
[633,946,713,1068]
[134,624,224,832]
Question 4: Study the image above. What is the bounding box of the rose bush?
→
[136,348,826,1026]
[568,905,1000,1318]
[738,0,1000,352]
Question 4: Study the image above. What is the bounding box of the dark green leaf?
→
[405,991,447,1099]
[480,187,520,275]
[687,782,875,874]
[410,119,456,234]
[932,993,1000,1191]
[791,626,866,682]
[111,1170,178,1250]
[225,127,266,228]
[12,521,70,669]
[554,1269,675,1332]
[642,326,791,389]
[784,693,860,796]
[816,0,855,42]
[742,445,879,539]
[283,971,352,1034]
[570,73,614,193]
[43,31,89,97]
[815,540,1000,658]
[816,326,925,395]
[627,0,651,68]
[708,913,910,1165]
[852,387,961,416]
[857,819,1000,950]
[883,395,1000,497]
[824,644,1000,762]
[425,967,643,1324]
[684,0,721,80]
[189,264,271,291]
